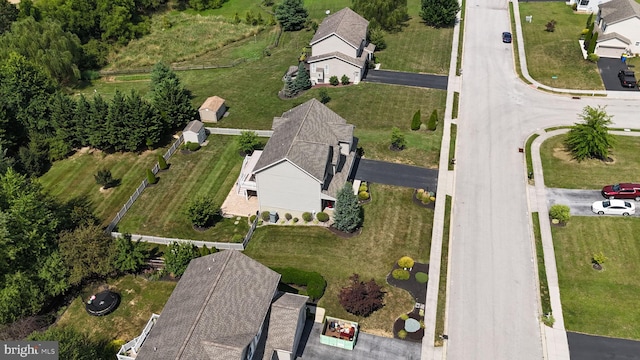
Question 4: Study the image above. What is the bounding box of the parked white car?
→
[591,199,635,216]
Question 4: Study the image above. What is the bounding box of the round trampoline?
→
[85,290,120,316]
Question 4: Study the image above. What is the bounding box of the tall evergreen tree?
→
[420,0,460,28]
[151,77,195,131]
[333,182,362,232]
[352,0,408,31]
[58,224,116,286]
[274,0,308,31]
[49,93,78,159]
[293,62,311,91]
[106,90,127,151]
[0,0,19,35]
[73,95,92,147]
[88,93,109,149]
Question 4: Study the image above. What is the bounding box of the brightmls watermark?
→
[0,342,58,359]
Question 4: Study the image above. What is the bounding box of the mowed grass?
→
[39,148,164,226]
[56,275,176,343]
[244,184,432,335]
[540,134,640,189]
[519,3,603,90]
[552,217,640,339]
[117,135,249,241]
[105,13,264,69]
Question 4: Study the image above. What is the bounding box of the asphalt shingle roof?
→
[199,96,226,111]
[136,250,280,360]
[306,51,367,68]
[599,0,640,24]
[262,293,309,360]
[310,7,368,49]
[184,120,204,133]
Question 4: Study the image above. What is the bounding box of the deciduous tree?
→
[237,131,260,154]
[420,0,460,28]
[338,273,385,316]
[565,105,615,161]
[58,224,116,285]
[113,234,146,274]
[185,196,220,228]
[164,241,200,277]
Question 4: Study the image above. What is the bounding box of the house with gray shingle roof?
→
[236,98,356,215]
[594,0,640,57]
[125,251,308,360]
[307,7,375,85]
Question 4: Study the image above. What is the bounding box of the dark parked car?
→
[618,70,637,88]
[602,183,640,200]
[502,32,512,43]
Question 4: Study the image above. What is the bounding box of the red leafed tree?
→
[338,274,385,317]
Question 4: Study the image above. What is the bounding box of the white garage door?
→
[596,46,626,58]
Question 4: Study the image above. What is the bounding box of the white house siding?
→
[256,161,322,215]
[576,0,611,13]
[311,35,357,58]
[309,58,362,85]
[274,350,292,360]
[606,17,640,54]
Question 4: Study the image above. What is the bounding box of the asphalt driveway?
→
[598,58,638,92]
[353,158,438,191]
[546,188,640,216]
[363,69,448,90]
[568,332,640,360]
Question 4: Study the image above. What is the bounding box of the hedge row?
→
[271,267,327,300]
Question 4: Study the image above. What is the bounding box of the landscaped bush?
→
[316,212,329,222]
[271,267,327,300]
[392,268,410,280]
[358,191,370,200]
[341,74,350,85]
[146,169,158,185]
[427,109,438,131]
[411,110,421,131]
[302,212,313,222]
[359,182,368,192]
[261,211,271,222]
[587,53,599,62]
[397,329,407,339]
[285,213,292,221]
[319,88,330,104]
[549,204,570,223]
[293,217,299,223]
[329,76,339,86]
[158,155,168,170]
[400,313,409,320]
[415,272,429,283]
[249,215,257,223]
[185,141,201,151]
[398,256,415,269]
[338,274,385,317]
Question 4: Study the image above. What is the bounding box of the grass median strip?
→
[434,195,452,346]
[532,212,551,316]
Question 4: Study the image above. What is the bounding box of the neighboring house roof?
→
[599,0,640,24]
[199,96,226,111]
[136,250,281,360]
[184,120,204,133]
[306,51,367,68]
[262,293,309,360]
[597,31,632,45]
[253,99,354,183]
[310,7,369,49]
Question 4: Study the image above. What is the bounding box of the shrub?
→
[358,184,368,192]
[302,212,313,222]
[411,110,421,131]
[285,213,292,220]
[587,53,599,62]
[542,313,555,327]
[549,204,570,223]
[271,267,327,300]
[417,188,425,195]
[392,268,410,280]
[427,109,438,131]
[338,274,385,317]
[545,20,556,32]
[157,155,168,170]
[400,313,409,320]
[334,182,362,232]
[261,211,271,222]
[146,169,158,185]
[397,330,407,339]
[390,127,406,150]
[94,169,115,189]
[592,251,607,265]
[341,74,350,85]
[358,191,370,200]
[581,28,589,36]
[185,141,200,151]
[368,28,386,50]
[249,215,257,223]
[293,217,299,223]
[421,192,432,204]
[185,196,220,227]
[329,76,339,86]
[398,256,415,269]
[319,88,331,104]
[316,212,329,222]
[571,2,577,10]
[415,272,429,283]
[237,131,260,154]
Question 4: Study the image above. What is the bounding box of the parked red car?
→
[602,183,640,200]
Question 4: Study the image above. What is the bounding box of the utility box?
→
[269,211,279,223]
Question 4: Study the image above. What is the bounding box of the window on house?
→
[311,64,316,73]
[636,42,640,46]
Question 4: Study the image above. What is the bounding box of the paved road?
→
[597,58,639,92]
[364,69,448,90]
[353,158,438,191]
[567,332,640,360]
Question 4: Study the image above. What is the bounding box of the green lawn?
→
[244,184,432,335]
[552,217,640,339]
[117,135,249,241]
[56,275,176,343]
[519,3,603,90]
[38,148,165,226]
[540,134,640,188]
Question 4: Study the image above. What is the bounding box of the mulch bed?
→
[412,190,435,210]
[326,226,361,238]
[392,308,425,342]
[386,262,429,302]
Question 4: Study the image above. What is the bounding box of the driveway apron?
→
[567,332,640,360]
[597,58,638,92]
[353,158,438,191]
[364,70,448,90]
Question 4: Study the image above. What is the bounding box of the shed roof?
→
[136,250,280,360]
[199,96,226,111]
[310,8,369,49]
[599,0,640,24]
[184,120,204,133]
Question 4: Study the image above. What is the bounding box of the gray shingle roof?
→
[310,8,368,49]
[184,120,204,133]
[262,293,308,360]
[136,250,281,360]
[306,51,367,68]
[597,31,632,44]
[599,0,640,24]
[254,99,354,182]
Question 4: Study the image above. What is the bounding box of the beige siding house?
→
[182,120,207,144]
[595,0,640,57]
[237,99,356,216]
[198,96,227,122]
[307,7,375,85]
[127,250,308,360]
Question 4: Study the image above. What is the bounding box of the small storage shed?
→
[198,96,227,122]
[183,120,207,145]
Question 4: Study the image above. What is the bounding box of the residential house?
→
[236,98,357,215]
[307,7,375,85]
[123,250,308,360]
[183,120,207,145]
[569,0,612,14]
[199,96,227,122]
[594,0,640,57]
